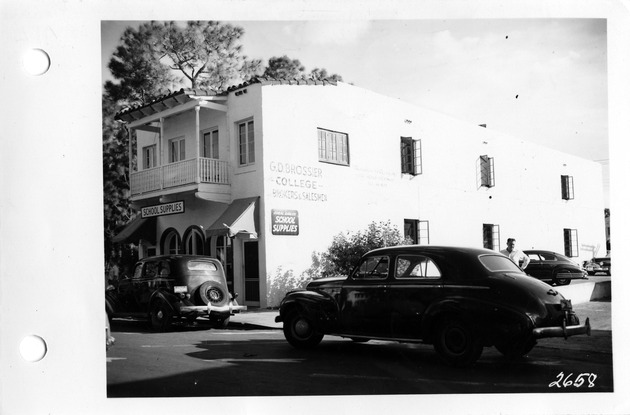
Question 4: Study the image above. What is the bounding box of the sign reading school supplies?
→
[271,209,299,235]
[141,201,185,218]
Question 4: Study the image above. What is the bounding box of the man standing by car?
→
[500,238,530,270]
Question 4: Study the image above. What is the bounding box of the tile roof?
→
[115,76,339,122]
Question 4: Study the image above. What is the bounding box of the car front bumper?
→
[532,317,591,339]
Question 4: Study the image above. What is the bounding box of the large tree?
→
[149,21,261,90]
[105,24,174,106]
[262,55,343,82]
[262,55,305,79]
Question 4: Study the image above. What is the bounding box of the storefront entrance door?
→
[243,241,260,305]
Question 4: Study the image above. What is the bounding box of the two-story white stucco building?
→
[113,77,607,308]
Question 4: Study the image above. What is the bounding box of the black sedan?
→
[584,257,611,276]
[275,246,590,367]
[106,255,246,331]
[523,250,587,286]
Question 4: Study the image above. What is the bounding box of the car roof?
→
[366,245,499,257]
[139,254,218,262]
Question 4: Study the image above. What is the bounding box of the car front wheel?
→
[433,318,483,367]
[283,310,323,349]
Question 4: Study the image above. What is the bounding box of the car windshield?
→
[478,254,523,273]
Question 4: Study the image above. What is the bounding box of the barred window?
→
[483,223,500,250]
[478,155,495,188]
[564,228,579,257]
[401,137,422,175]
[318,128,349,166]
[405,219,430,244]
[561,175,574,200]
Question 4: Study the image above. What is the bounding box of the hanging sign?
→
[271,209,299,236]
[141,201,185,218]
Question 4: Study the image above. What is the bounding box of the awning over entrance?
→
[112,216,157,244]
[206,197,259,238]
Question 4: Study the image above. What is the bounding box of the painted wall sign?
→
[268,161,328,202]
[141,201,185,218]
[271,209,299,235]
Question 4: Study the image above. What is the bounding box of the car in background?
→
[106,255,246,331]
[275,246,591,367]
[523,250,587,286]
[584,257,611,276]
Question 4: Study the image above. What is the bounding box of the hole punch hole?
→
[23,48,51,76]
[19,335,48,362]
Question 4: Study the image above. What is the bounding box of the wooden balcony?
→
[130,157,230,200]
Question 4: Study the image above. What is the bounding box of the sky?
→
[102,19,609,205]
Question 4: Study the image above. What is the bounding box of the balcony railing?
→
[130,158,229,196]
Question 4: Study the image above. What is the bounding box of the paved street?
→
[107,302,612,397]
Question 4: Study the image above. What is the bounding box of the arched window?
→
[161,228,181,255]
[183,226,205,255]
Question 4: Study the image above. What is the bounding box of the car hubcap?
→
[156,310,163,320]
[445,327,467,354]
[294,318,311,338]
[207,287,224,304]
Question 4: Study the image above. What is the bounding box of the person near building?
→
[500,238,530,270]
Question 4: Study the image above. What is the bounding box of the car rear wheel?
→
[150,300,173,332]
[433,318,483,367]
[553,270,572,286]
[283,310,323,349]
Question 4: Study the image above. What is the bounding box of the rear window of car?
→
[479,254,522,273]
[187,261,218,272]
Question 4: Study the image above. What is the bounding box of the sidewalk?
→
[228,308,282,330]
[572,300,612,331]
[230,300,611,331]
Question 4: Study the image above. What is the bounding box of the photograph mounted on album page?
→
[1,1,629,414]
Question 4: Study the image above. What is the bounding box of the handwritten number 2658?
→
[549,372,597,388]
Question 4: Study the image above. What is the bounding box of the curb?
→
[557,280,611,304]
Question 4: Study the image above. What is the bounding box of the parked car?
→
[522,250,587,286]
[106,255,246,331]
[584,257,611,276]
[275,246,590,367]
